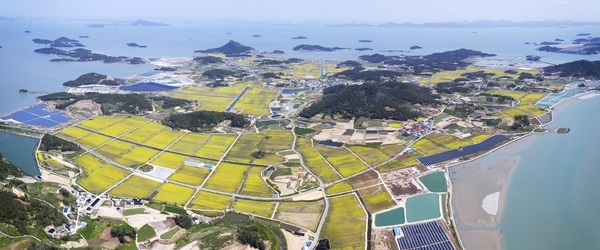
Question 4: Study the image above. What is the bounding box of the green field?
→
[203,162,248,193]
[150,152,187,169]
[225,132,285,165]
[188,191,232,211]
[275,201,324,231]
[316,145,369,177]
[194,134,238,160]
[295,138,341,183]
[426,133,473,149]
[239,167,274,197]
[168,166,211,186]
[232,199,276,218]
[74,154,130,194]
[108,175,161,198]
[321,194,366,250]
[153,183,195,206]
[412,137,450,155]
[137,224,156,242]
[377,151,424,171]
[358,184,396,213]
[122,208,147,216]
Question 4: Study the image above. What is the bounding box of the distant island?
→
[543,60,600,78]
[410,45,423,50]
[556,128,570,133]
[358,40,373,43]
[272,50,285,54]
[24,30,31,33]
[252,35,261,38]
[355,48,373,51]
[126,43,147,48]
[537,36,600,55]
[577,33,591,36]
[87,19,168,28]
[292,44,347,52]
[79,35,89,38]
[291,36,307,39]
[194,40,254,56]
[62,72,123,87]
[33,37,85,48]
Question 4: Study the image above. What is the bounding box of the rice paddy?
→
[487,89,528,99]
[377,151,424,171]
[187,191,232,211]
[347,144,405,167]
[295,138,341,183]
[74,154,129,194]
[232,85,278,116]
[152,183,195,206]
[113,146,160,167]
[326,181,354,195]
[239,167,274,197]
[426,133,473,149]
[150,152,187,169]
[275,201,324,231]
[169,133,211,155]
[465,134,490,143]
[58,126,90,140]
[121,122,166,144]
[358,184,396,213]
[194,134,237,160]
[76,133,112,149]
[144,129,185,149]
[315,145,369,177]
[168,166,211,186]
[77,115,128,131]
[321,194,366,250]
[225,132,286,165]
[203,162,249,193]
[412,137,450,155]
[94,140,136,160]
[98,116,149,137]
[232,199,276,218]
[108,175,161,198]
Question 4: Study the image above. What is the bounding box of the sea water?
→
[500,96,600,249]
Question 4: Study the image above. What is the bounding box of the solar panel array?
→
[418,134,509,166]
[1,103,71,128]
[120,82,178,92]
[397,221,455,250]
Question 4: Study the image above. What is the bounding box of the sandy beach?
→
[450,135,534,250]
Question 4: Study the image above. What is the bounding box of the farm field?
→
[150,152,187,169]
[144,129,185,149]
[377,151,424,172]
[516,103,548,116]
[358,184,396,213]
[261,129,294,152]
[169,133,211,155]
[347,144,405,167]
[275,201,324,231]
[113,146,160,168]
[239,167,274,197]
[76,133,112,149]
[108,175,161,199]
[58,126,90,140]
[194,134,237,160]
[421,66,538,85]
[74,154,129,194]
[326,181,354,195]
[203,162,248,193]
[225,132,285,165]
[98,116,148,137]
[121,121,166,144]
[295,138,341,183]
[315,145,369,177]
[321,194,366,250]
[501,107,530,118]
[232,199,276,218]
[77,115,128,131]
[168,166,211,186]
[152,183,195,206]
[466,134,490,143]
[232,85,278,116]
[412,137,450,155]
[426,133,473,149]
[487,89,527,99]
[94,140,136,160]
[187,191,232,211]
[170,86,237,112]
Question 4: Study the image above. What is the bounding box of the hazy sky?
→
[2,0,599,23]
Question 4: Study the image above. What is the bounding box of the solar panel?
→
[397,221,455,250]
[418,135,509,166]
[120,82,178,92]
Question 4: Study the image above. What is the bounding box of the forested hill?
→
[163,111,250,132]
[543,60,600,78]
[299,82,439,120]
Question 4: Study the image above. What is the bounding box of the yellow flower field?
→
[58,126,90,140]
[358,184,396,213]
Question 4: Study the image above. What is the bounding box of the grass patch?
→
[160,227,181,240]
[137,224,156,242]
[295,128,316,135]
[122,208,147,216]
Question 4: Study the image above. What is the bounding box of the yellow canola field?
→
[77,133,112,149]
[75,154,129,194]
[145,129,184,149]
[325,181,353,195]
[194,134,237,160]
[358,184,396,213]
[168,166,211,186]
[153,183,195,206]
[114,146,160,167]
[109,175,161,198]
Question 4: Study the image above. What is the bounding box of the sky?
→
[1,0,599,23]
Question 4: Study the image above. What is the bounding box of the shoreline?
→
[449,89,600,249]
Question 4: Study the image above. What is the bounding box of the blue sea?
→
[1,18,600,249]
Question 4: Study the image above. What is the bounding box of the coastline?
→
[449,89,600,249]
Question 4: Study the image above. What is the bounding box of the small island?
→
[24,30,31,33]
[292,44,347,52]
[410,45,423,50]
[126,43,148,48]
[358,40,373,43]
[79,35,89,38]
[271,50,285,54]
[291,36,307,39]
[526,55,541,61]
[195,40,254,56]
[355,48,373,51]
[556,128,570,134]
[252,35,261,38]
[18,89,28,93]
[577,33,591,36]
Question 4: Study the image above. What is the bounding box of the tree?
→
[174,214,193,229]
